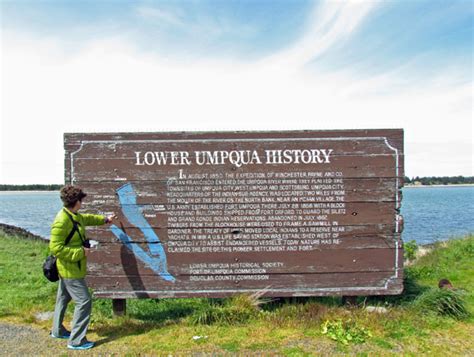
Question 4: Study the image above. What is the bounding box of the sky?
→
[0,0,472,184]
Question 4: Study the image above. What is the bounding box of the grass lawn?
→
[0,231,473,355]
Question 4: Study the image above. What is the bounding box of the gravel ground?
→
[0,322,70,356]
[0,322,194,356]
[0,322,127,356]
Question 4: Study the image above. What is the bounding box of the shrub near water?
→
[404,240,419,261]
[413,288,470,319]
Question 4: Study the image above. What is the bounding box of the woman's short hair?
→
[60,185,87,208]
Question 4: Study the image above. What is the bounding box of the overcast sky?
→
[1,0,472,184]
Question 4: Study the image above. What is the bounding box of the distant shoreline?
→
[0,190,58,193]
[0,184,62,191]
[404,184,474,188]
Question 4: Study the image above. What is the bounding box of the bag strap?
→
[63,209,84,244]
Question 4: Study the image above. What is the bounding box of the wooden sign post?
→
[65,130,404,311]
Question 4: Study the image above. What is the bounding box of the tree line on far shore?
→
[1,176,473,191]
[0,184,62,191]
[404,176,474,185]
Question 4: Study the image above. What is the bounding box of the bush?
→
[413,288,470,320]
[189,293,268,325]
[404,240,419,261]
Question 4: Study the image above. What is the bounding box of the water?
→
[0,187,473,243]
[0,191,62,238]
[401,186,473,244]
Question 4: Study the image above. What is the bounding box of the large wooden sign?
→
[64,130,404,298]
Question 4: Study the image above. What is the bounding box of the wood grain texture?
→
[86,246,402,275]
[88,272,404,298]
[65,129,404,298]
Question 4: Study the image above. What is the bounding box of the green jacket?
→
[49,208,105,279]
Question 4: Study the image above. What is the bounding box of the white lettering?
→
[135,151,145,165]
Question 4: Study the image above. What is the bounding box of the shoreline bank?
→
[0,223,47,241]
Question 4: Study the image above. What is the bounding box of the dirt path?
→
[0,321,208,356]
[0,322,69,356]
[0,322,128,356]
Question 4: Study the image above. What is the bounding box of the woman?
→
[49,185,115,350]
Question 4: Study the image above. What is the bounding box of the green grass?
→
[0,233,57,318]
[1,230,473,355]
[407,235,474,310]
[414,288,470,319]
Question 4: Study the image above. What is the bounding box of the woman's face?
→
[72,199,82,212]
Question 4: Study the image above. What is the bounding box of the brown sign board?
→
[64,129,404,298]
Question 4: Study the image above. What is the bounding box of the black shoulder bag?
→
[42,211,80,282]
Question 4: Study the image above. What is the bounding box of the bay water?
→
[0,187,472,244]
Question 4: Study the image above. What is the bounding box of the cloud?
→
[133,4,257,46]
[135,6,186,27]
[2,27,472,184]
[264,0,379,68]
[1,1,472,183]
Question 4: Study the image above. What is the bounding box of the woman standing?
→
[49,185,115,350]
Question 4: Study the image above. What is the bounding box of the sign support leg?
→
[112,299,126,316]
[342,296,358,306]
